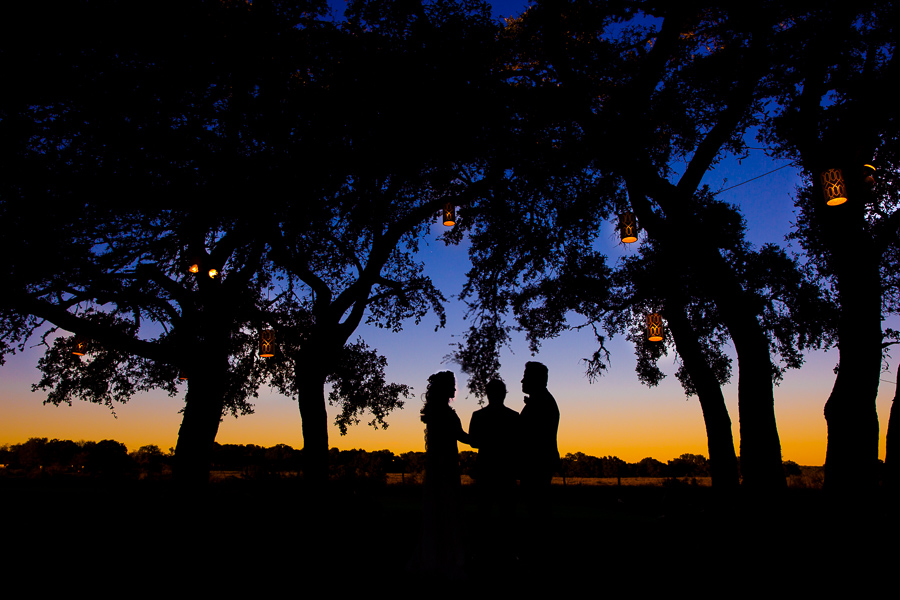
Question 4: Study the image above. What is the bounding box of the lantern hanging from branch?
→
[863,164,876,189]
[259,329,276,358]
[618,212,639,243]
[72,335,88,356]
[820,168,847,206]
[442,202,455,227]
[187,256,201,274]
[646,313,664,342]
[208,268,219,279]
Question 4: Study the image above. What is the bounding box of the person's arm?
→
[468,413,480,448]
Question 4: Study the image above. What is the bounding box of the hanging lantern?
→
[863,164,876,189]
[187,256,201,274]
[72,335,88,356]
[208,268,219,279]
[820,168,847,206]
[442,202,455,227]
[259,329,276,358]
[646,313,663,342]
[618,212,639,243]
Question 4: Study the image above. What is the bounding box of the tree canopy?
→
[3,0,897,498]
[758,0,900,494]
[450,0,857,492]
[0,0,509,485]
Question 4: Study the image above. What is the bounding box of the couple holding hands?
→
[413,361,560,579]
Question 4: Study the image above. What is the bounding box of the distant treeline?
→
[0,438,808,481]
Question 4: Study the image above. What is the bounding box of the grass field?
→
[0,474,890,594]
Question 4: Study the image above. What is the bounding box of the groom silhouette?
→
[519,361,559,553]
[469,379,519,493]
[520,361,559,489]
[468,378,519,561]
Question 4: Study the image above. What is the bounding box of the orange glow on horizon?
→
[4,342,896,469]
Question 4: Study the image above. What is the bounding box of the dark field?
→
[1,477,893,594]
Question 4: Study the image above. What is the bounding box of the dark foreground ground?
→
[1,477,894,595]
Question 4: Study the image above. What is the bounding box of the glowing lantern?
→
[820,168,847,206]
[208,268,219,279]
[187,256,201,274]
[864,164,876,189]
[72,335,88,356]
[443,203,455,227]
[618,212,638,243]
[646,313,663,342]
[259,329,275,358]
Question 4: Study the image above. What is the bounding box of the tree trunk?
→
[627,178,786,492]
[823,210,882,496]
[692,251,786,492]
[823,340,881,496]
[173,347,229,487]
[295,350,331,485]
[732,325,787,491]
[885,377,898,495]
[665,308,740,492]
[703,268,786,492]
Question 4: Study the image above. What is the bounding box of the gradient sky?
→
[1,1,896,465]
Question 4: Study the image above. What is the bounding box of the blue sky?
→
[1,1,896,466]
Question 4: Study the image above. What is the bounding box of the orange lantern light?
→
[208,268,219,279]
[618,212,639,243]
[72,335,88,356]
[259,329,275,358]
[187,256,201,274]
[442,202,455,227]
[646,313,663,342]
[863,164,876,189]
[820,168,847,206]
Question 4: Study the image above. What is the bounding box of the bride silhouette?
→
[408,370,470,580]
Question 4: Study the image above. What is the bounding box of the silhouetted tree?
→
[636,457,666,478]
[0,0,340,486]
[11,438,80,474]
[667,454,710,478]
[252,0,506,484]
[454,1,833,494]
[399,451,427,483]
[761,0,900,497]
[0,0,451,487]
[887,377,899,495]
[77,439,136,478]
[782,460,802,478]
[130,445,169,479]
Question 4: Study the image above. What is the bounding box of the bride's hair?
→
[421,371,455,422]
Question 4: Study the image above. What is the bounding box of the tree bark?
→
[728,313,787,491]
[295,347,333,486]
[822,201,882,496]
[173,346,229,487]
[691,246,786,492]
[670,240,786,491]
[665,308,740,492]
[886,377,898,496]
[626,178,787,493]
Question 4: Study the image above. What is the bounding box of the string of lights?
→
[713,160,801,196]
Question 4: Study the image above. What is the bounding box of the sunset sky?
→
[1,1,896,466]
